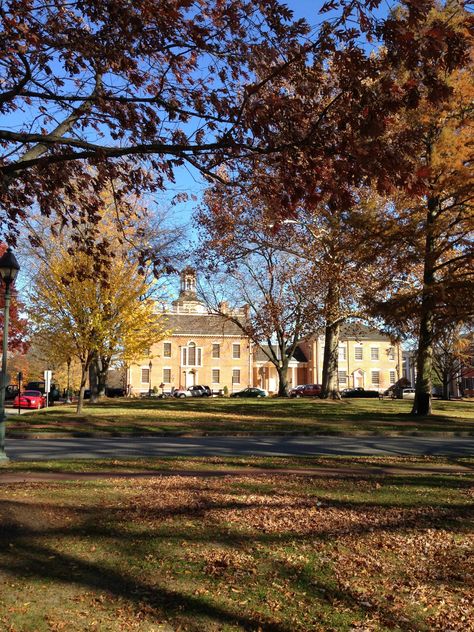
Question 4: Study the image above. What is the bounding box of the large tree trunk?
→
[320,320,341,399]
[89,355,110,403]
[442,371,450,400]
[412,198,437,416]
[89,357,99,403]
[276,361,290,397]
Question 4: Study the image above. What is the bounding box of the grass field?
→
[6,397,474,437]
[0,456,472,631]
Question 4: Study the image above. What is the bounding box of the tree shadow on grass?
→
[0,485,472,631]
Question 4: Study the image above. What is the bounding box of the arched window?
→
[182,341,202,367]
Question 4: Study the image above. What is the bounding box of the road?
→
[3,436,474,461]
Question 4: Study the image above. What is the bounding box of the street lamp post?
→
[0,248,21,461]
[148,360,153,397]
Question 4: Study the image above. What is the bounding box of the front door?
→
[186,371,196,388]
[354,370,364,388]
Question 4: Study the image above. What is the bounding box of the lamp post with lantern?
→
[148,360,153,397]
[0,248,21,460]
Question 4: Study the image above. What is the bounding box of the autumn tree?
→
[197,193,321,395]
[1,0,469,265]
[432,325,473,399]
[27,198,167,413]
[361,3,474,415]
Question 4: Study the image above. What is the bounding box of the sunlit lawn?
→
[6,397,474,437]
[0,456,472,631]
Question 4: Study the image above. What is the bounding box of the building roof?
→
[255,344,308,363]
[313,322,395,343]
[163,312,245,337]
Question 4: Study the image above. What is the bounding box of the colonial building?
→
[126,269,403,395]
[127,269,252,395]
[298,324,403,391]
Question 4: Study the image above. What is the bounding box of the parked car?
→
[230,387,267,398]
[25,381,60,402]
[401,388,416,400]
[173,385,212,398]
[341,387,379,398]
[13,390,46,409]
[289,384,322,398]
[5,384,19,402]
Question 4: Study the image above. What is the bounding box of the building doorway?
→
[353,369,364,388]
[185,371,196,388]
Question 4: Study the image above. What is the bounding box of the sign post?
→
[17,371,22,415]
[44,370,52,408]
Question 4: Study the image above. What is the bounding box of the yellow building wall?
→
[128,335,252,394]
[308,338,402,390]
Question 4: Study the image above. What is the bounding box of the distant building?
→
[124,269,404,395]
[299,324,403,392]
[126,268,251,395]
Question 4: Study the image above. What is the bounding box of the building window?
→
[182,343,202,367]
[212,369,220,384]
[388,347,395,360]
[338,370,347,385]
[212,343,220,359]
[141,368,150,384]
[338,346,346,361]
[188,342,196,365]
[232,369,240,384]
[355,346,363,360]
[233,344,241,359]
[163,368,171,383]
[389,370,396,385]
[371,347,379,361]
[163,342,171,358]
[371,370,380,386]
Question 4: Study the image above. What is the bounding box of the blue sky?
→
[162,0,332,231]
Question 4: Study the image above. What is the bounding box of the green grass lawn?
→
[6,396,474,437]
[0,456,472,631]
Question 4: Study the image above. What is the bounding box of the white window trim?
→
[211,342,221,359]
[211,368,220,384]
[371,369,380,386]
[182,341,203,367]
[162,367,172,384]
[232,343,241,360]
[140,366,150,384]
[163,341,172,358]
[232,367,241,384]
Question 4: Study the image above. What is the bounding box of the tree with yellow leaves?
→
[27,189,169,413]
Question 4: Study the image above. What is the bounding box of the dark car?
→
[230,387,267,398]
[5,384,19,402]
[341,387,379,398]
[173,385,212,398]
[289,384,322,398]
[26,381,60,402]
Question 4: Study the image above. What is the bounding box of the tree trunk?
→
[442,373,450,400]
[97,357,109,398]
[89,357,99,403]
[412,197,437,416]
[320,320,341,399]
[89,355,109,403]
[276,361,290,397]
[76,362,90,414]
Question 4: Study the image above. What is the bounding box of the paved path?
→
[3,436,474,461]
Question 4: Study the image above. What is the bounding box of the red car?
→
[289,384,322,398]
[13,390,46,409]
